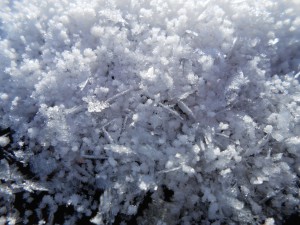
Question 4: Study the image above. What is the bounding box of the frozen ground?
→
[0,0,300,224]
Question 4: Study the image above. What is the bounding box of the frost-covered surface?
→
[0,0,300,224]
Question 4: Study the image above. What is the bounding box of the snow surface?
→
[0,0,300,224]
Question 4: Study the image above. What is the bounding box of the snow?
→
[0,136,9,147]
[0,0,300,224]
[265,218,275,225]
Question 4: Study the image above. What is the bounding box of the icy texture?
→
[0,135,10,147]
[0,0,300,224]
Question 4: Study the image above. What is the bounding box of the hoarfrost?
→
[0,0,300,224]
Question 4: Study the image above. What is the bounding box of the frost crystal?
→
[87,101,110,113]
[0,0,300,224]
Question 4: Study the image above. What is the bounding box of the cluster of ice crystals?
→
[0,0,300,224]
